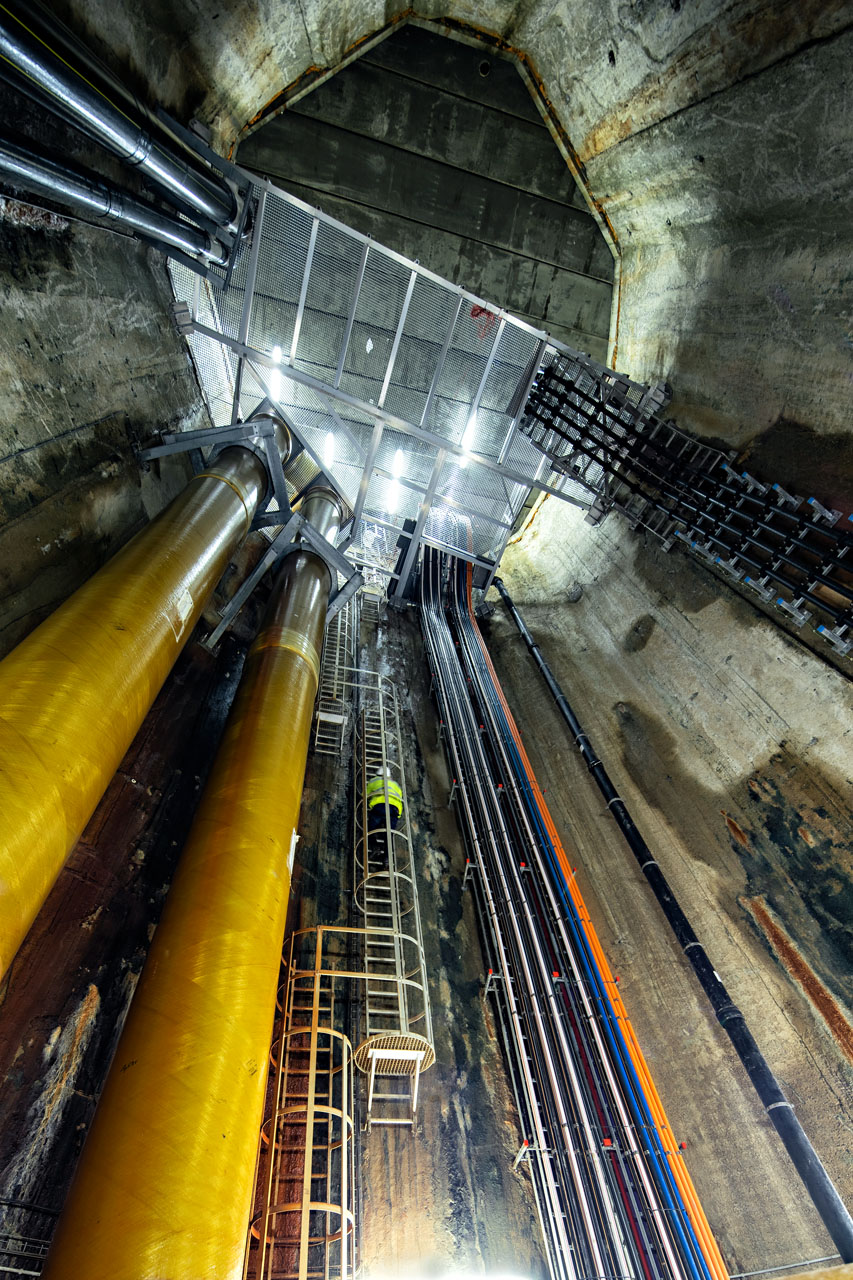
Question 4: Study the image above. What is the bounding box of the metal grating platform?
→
[165,174,655,593]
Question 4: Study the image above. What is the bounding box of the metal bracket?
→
[138,410,290,526]
[714,554,745,581]
[771,482,802,510]
[200,508,362,650]
[200,514,303,651]
[816,622,852,656]
[742,574,775,602]
[265,512,364,625]
[806,496,842,526]
[775,596,812,627]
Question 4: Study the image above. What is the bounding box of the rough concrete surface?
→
[0,201,201,654]
[490,495,853,1272]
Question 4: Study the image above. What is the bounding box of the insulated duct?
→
[41,487,343,1280]
[0,3,236,228]
[0,135,227,262]
[0,413,291,979]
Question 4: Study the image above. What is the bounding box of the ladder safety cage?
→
[244,928,356,1280]
[351,669,435,1128]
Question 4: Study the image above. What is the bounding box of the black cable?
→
[493,577,853,1263]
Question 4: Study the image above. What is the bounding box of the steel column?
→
[41,488,343,1280]
[392,450,446,599]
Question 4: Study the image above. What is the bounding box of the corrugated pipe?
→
[492,577,853,1263]
[0,135,227,262]
[0,2,236,228]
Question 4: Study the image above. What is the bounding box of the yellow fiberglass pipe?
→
[42,487,343,1280]
[0,432,283,980]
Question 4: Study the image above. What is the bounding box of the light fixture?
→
[323,430,335,469]
[392,448,405,478]
[269,344,282,400]
[460,414,476,468]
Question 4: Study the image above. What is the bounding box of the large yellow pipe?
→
[42,487,342,1280]
[0,437,280,979]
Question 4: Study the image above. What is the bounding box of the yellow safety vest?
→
[365,776,403,815]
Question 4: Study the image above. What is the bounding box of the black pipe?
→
[0,136,227,264]
[0,4,236,228]
[493,576,853,1263]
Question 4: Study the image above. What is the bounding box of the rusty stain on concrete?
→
[744,895,853,1065]
[36,985,100,1141]
[722,811,750,848]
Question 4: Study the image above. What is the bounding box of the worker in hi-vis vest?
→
[366,770,404,832]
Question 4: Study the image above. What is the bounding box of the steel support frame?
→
[138,414,290,519]
[203,509,363,649]
[391,450,447,600]
[231,188,267,423]
[184,318,588,508]
[335,241,369,389]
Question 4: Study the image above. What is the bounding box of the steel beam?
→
[339,421,384,551]
[420,294,463,428]
[186,319,586,508]
[232,188,267,421]
[392,450,446,599]
[288,215,318,365]
[334,241,369,388]
[378,269,418,409]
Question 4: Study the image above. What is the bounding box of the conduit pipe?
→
[0,3,236,228]
[0,413,290,980]
[0,136,228,263]
[493,577,853,1263]
[452,560,720,1280]
[42,486,343,1280]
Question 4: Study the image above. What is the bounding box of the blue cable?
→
[452,562,711,1280]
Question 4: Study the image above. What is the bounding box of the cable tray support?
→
[520,354,853,655]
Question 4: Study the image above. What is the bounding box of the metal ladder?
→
[352,673,434,1129]
[245,929,356,1280]
[314,592,359,755]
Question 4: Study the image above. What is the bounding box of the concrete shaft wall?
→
[0,2,851,1274]
[2,1,850,636]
